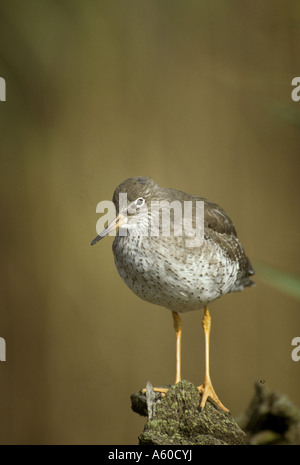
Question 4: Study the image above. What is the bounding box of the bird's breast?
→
[112,234,238,312]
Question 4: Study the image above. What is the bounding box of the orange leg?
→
[197,307,229,413]
[142,311,182,395]
[172,311,182,384]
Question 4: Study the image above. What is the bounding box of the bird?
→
[91,177,254,412]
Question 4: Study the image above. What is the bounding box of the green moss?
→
[132,380,246,445]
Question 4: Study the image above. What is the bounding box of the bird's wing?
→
[202,198,255,280]
[202,199,237,237]
[161,187,237,237]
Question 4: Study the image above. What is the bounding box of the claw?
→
[141,387,168,396]
[198,379,229,413]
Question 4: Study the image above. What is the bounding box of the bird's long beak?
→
[91,212,127,246]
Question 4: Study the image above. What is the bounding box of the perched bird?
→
[91,177,254,412]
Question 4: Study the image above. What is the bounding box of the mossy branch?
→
[131,380,246,445]
[131,379,300,445]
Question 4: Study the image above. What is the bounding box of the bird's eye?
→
[136,197,145,207]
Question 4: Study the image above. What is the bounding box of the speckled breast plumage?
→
[113,232,245,313]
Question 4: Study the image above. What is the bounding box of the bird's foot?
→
[197,379,229,413]
[141,386,169,396]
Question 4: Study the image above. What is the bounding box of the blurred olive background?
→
[0,0,300,445]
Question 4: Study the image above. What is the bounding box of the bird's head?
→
[91,177,158,245]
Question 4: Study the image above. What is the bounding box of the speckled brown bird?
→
[91,177,254,412]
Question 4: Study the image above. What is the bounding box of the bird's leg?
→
[172,311,182,384]
[197,306,229,413]
[142,311,182,396]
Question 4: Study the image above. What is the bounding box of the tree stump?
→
[238,380,300,445]
[131,379,246,445]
